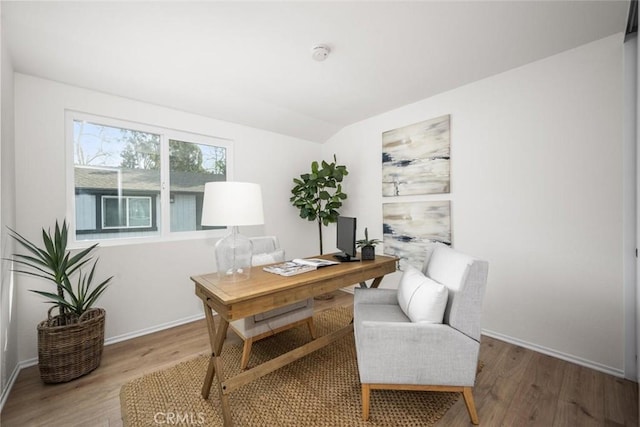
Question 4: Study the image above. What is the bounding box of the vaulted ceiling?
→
[2,1,629,142]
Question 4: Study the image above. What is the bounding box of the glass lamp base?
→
[215,227,253,282]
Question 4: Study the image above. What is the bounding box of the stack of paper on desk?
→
[263,258,339,276]
[291,258,339,267]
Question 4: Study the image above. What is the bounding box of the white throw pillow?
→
[397,265,448,323]
[251,249,285,266]
[397,266,423,315]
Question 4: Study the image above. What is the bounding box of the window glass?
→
[100,196,152,229]
[74,120,161,240]
[169,139,226,232]
[70,114,230,243]
[128,197,152,227]
[102,197,127,228]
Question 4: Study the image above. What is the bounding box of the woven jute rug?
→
[120,306,463,426]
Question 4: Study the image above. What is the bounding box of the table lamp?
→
[201,181,265,282]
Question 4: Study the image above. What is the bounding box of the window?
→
[102,196,152,229]
[68,112,231,243]
[169,139,227,232]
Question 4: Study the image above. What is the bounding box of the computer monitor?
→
[335,216,359,262]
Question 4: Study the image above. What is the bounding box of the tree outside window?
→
[71,115,229,241]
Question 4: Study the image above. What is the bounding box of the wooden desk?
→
[191,254,397,426]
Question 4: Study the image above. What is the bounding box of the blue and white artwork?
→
[382,115,450,196]
[383,201,451,270]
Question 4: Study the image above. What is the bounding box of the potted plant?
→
[8,220,112,383]
[356,227,382,261]
[290,155,348,255]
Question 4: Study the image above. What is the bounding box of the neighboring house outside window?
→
[102,196,153,229]
[69,112,231,244]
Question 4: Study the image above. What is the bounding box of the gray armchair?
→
[353,243,488,424]
[229,236,316,369]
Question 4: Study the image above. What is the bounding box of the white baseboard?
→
[13,312,208,371]
[0,312,207,411]
[3,308,624,415]
[103,313,205,346]
[340,289,623,378]
[0,362,21,413]
[482,328,624,378]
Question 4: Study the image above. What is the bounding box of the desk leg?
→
[201,301,218,399]
[202,355,216,399]
[369,276,384,288]
[214,357,233,426]
[201,300,234,426]
[202,355,233,426]
[360,276,385,289]
[214,317,229,356]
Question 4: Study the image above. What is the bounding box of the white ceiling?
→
[2,1,629,143]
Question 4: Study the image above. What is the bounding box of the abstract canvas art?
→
[383,201,451,270]
[382,115,450,196]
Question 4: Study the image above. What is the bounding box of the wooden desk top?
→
[192,254,397,321]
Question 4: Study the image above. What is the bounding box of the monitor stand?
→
[333,253,360,262]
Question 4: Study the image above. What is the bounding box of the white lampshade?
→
[201,181,264,226]
[201,181,264,282]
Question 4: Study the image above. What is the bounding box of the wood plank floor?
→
[1,290,637,426]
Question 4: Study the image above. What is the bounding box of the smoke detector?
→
[312,45,330,61]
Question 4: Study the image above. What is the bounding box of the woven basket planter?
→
[37,307,106,384]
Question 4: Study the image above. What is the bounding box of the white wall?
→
[324,34,626,375]
[0,12,19,408]
[13,74,322,362]
[636,29,640,385]
[7,31,631,379]
[623,34,638,380]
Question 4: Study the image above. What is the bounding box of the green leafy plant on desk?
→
[356,227,382,260]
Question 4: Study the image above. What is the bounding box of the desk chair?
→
[229,236,317,369]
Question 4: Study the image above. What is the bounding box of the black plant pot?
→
[361,245,376,261]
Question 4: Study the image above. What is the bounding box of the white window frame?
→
[101,195,153,229]
[66,111,234,247]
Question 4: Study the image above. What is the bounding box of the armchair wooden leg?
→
[462,387,479,425]
[362,384,371,421]
[307,318,317,339]
[240,338,253,370]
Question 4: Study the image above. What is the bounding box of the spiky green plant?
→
[8,220,112,324]
[356,227,382,248]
